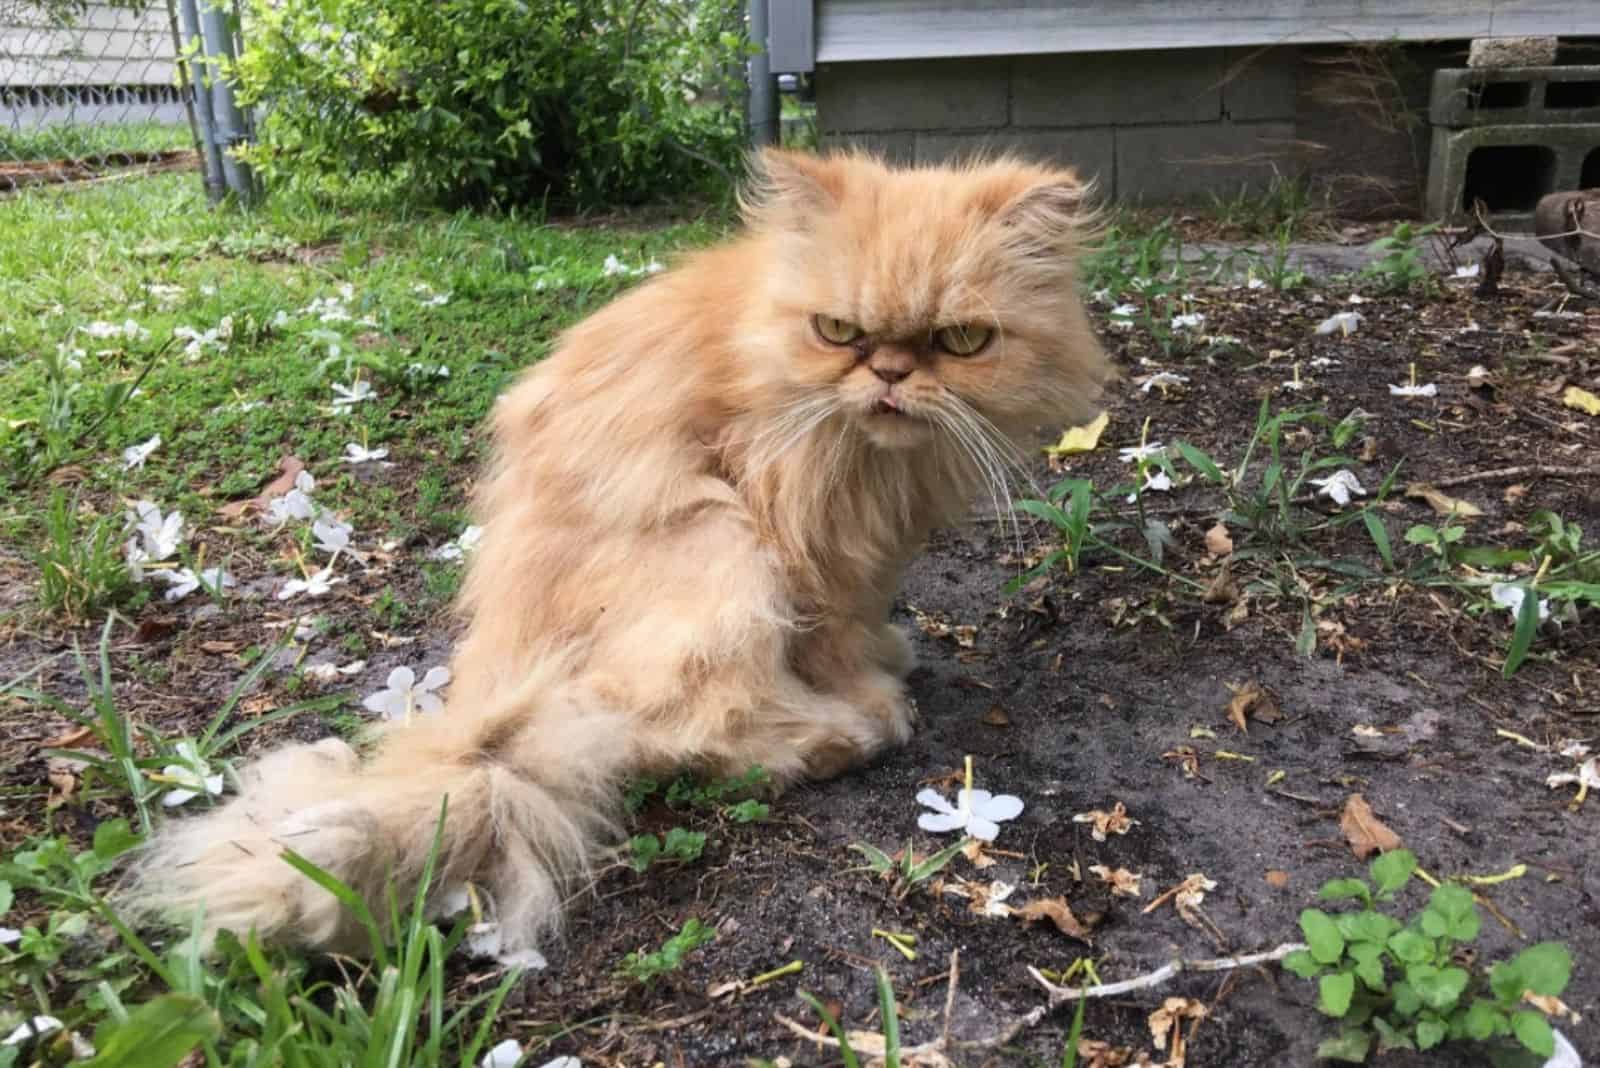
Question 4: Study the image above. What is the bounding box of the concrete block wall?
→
[815,48,1302,204]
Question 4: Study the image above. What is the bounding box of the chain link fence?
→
[1,0,202,192]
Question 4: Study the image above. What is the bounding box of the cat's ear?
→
[993,170,1095,242]
[741,148,846,230]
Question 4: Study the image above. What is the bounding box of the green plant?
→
[1283,849,1574,1062]
[796,966,904,1068]
[234,0,748,209]
[615,918,716,984]
[849,839,968,902]
[627,827,707,872]
[32,491,137,623]
[1360,222,1439,294]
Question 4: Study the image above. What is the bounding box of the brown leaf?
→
[41,725,95,749]
[961,839,999,869]
[1072,801,1137,841]
[200,640,241,654]
[1405,482,1484,518]
[1223,680,1281,733]
[1015,897,1095,943]
[981,703,1011,727]
[1264,870,1290,889]
[133,617,178,644]
[1204,522,1233,557]
[1341,793,1402,859]
[47,767,78,806]
[1201,566,1238,605]
[1077,1040,1154,1068]
[1088,864,1143,897]
[217,456,306,519]
[1148,997,1208,1067]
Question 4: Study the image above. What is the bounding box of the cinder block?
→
[1221,47,1298,122]
[1430,66,1600,127]
[818,131,915,165]
[1011,50,1224,128]
[1425,123,1598,226]
[914,129,1115,188]
[815,59,1008,133]
[1115,121,1296,202]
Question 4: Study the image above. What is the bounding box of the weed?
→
[849,838,968,902]
[1360,222,1439,294]
[32,491,137,623]
[627,827,707,872]
[796,965,904,1068]
[615,918,717,984]
[1284,849,1573,1062]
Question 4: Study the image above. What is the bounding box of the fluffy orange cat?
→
[133,149,1110,954]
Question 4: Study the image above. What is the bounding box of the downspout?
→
[747,0,778,147]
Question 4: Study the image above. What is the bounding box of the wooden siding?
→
[797,0,1600,69]
[1,2,176,87]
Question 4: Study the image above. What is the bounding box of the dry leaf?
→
[943,877,1016,917]
[1204,522,1233,557]
[1341,793,1402,859]
[217,456,307,519]
[1162,746,1201,779]
[1088,864,1143,897]
[200,640,241,654]
[1562,385,1600,417]
[1201,567,1238,605]
[1047,410,1110,455]
[1077,1040,1155,1068]
[1264,870,1290,889]
[1223,680,1280,733]
[47,767,78,804]
[1148,997,1208,1068]
[1351,724,1384,738]
[241,695,279,716]
[1405,482,1484,518]
[1015,897,1095,943]
[961,839,999,869]
[1143,874,1216,916]
[1523,991,1581,1023]
[1073,801,1136,841]
[41,725,95,749]
[981,703,1011,727]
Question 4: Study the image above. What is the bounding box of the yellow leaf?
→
[1046,411,1109,455]
[1563,385,1600,417]
[1405,482,1484,518]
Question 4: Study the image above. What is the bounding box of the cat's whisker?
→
[927,397,1020,558]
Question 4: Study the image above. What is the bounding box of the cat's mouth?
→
[871,397,904,416]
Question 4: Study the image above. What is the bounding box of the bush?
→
[233,0,748,210]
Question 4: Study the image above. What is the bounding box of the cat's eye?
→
[934,324,994,357]
[814,314,865,345]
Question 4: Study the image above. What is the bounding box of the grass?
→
[0,120,192,164]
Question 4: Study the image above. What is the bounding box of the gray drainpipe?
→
[178,0,257,202]
[747,0,778,147]
[175,0,225,200]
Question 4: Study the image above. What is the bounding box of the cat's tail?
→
[127,665,630,955]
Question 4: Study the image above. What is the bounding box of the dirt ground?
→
[2,241,1597,1065]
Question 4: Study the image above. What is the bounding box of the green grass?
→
[0,120,192,164]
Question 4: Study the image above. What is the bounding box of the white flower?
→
[1315,312,1363,336]
[277,566,342,600]
[127,500,184,559]
[122,434,161,470]
[160,740,224,806]
[2,1016,62,1046]
[413,283,451,307]
[145,282,185,307]
[56,343,85,371]
[1280,378,1307,392]
[271,309,291,328]
[1118,442,1166,464]
[916,786,1024,842]
[1489,582,1550,623]
[1310,469,1366,507]
[363,665,452,721]
[1546,757,1600,793]
[82,319,148,341]
[1308,356,1339,370]
[266,471,318,524]
[1089,288,1111,304]
[1453,264,1480,279]
[1109,303,1136,319]
[602,254,628,277]
[200,284,218,297]
[1389,382,1438,398]
[1139,372,1189,393]
[0,926,20,945]
[1170,312,1205,331]
[431,525,484,561]
[158,567,234,603]
[343,442,390,464]
[481,1040,523,1068]
[601,255,663,279]
[332,381,375,408]
[1127,469,1173,503]
[312,516,354,556]
[173,323,228,360]
[1245,276,1267,290]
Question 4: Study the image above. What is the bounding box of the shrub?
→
[233,0,748,210]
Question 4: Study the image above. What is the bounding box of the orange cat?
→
[133,149,1110,954]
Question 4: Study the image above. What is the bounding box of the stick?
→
[1423,465,1595,490]
[941,950,959,1051]
[1029,942,1307,1007]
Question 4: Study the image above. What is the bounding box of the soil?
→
[1,243,1597,1066]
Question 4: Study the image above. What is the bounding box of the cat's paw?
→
[873,623,917,679]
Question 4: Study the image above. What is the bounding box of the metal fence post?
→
[175,0,226,200]
[747,0,778,147]
[177,0,255,203]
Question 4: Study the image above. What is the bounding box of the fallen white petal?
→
[2,1016,62,1046]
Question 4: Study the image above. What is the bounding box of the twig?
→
[1029,942,1307,1007]
[1424,465,1595,490]
[941,949,959,1051]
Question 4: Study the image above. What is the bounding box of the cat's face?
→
[745,150,1108,453]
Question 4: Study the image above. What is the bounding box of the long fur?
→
[129,149,1111,955]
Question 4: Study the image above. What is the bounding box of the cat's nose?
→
[869,351,915,384]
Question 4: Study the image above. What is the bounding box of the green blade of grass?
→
[1503,583,1541,677]
[876,966,901,1068]
[796,991,861,1068]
